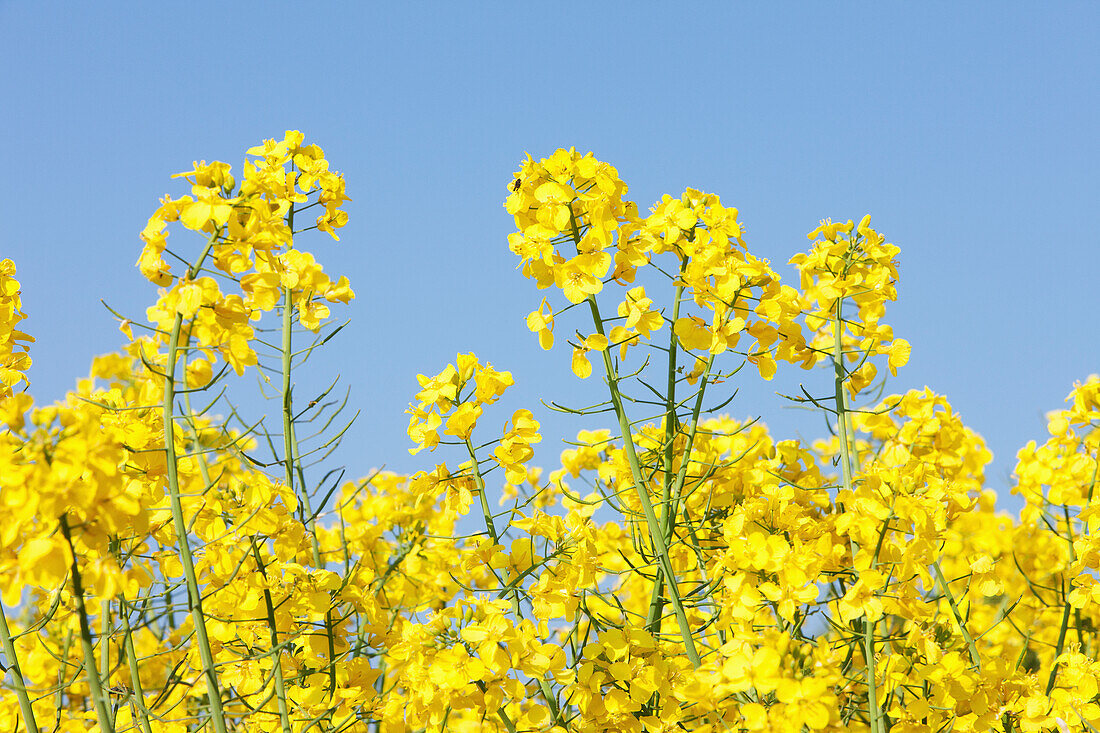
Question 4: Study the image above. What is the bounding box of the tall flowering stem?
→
[249,539,294,733]
[584,288,703,668]
[161,230,228,733]
[463,435,563,725]
[832,302,882,733]
[280,276,339,703]
[116,598,154,733]
[645,266,687,634]
[563,201,702,667]
[791,215,912,732]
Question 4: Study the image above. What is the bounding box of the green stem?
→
[55,630,73,729]
[281,205,337,701]
[100,597,111,730]
[280,199,338,702]
[280,279,339,704]
[832,302,882,733]
[645,271,686,633]
[117,599,154,733]
[465,437,500,546]
[250,540,294,733]
[463,438,562,724]
[832,313,856,496]
[182,376,293,733]
[931,560,981,670]
[568,207,700,667]
[0,601,39,733]
[59,516,115,733]
[281,286,296,496]
[162,231,228,733]
[587,294,701,667]
[474,680,518,733]
[450,444,526,733]
[1043,519,1074,695]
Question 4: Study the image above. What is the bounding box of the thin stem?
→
[447,439,529,733]
[646,266,686,635]
[281,275,339,704]
[182,378,293,733]
[588,294,701,667]
[1044,505,1076,696]
[250,539,294,733]
[59,516,116,733]
[463,437,562,725]
[569,208,700,667]
[931,560,982,670]
[832,300,882,733]
[282,286,296,496]
[117,599,154,733]
[99,598,109,698]
[162,231,229,733]
[0,600,39,733]
[465,438,500,546]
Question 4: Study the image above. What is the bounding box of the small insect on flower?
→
[511,178,522,192]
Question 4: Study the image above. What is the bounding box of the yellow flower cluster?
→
[1,142,1098,733]
[406,353,517,452]
[138,131,354,376]
[507,149,814,381]
[0,259,33,398]
[791,216,911,395]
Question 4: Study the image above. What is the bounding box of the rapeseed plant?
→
[0,138,1096,733]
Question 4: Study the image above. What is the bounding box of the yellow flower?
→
[297,296,331,331]
[526,299,555,350]
[554,259,602,304]
[185,358,213,388]
[444,402,482,439]
[886,338,911,375]
[473,363,514,405]
[415,364,459,408]
[0,259,33,398]
[674,315,711,351]
[618,286,663,339]
[807,217,854,241]
[179,192,235,231]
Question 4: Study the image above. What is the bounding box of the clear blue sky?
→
[3,3,1096,510]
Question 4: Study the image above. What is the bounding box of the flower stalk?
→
[161,231,228,733]
[0,603,39,733]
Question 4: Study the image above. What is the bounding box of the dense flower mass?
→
[0,142,1097,733]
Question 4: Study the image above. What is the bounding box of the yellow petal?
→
[571,348,592,379]
[584,334,608,351]
[538,329,554,350]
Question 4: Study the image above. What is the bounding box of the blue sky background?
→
[2,3,1096,513]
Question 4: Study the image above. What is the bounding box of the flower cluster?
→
[139,131,354,377]
[406,353,516,453]
[507,150,814,382]
[791,216,911,395]
[0,259,32,398]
